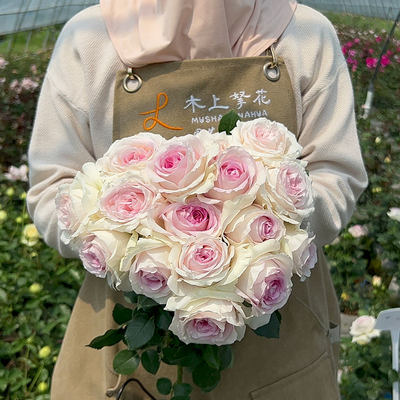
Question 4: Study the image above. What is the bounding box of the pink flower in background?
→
[348,224,368,238]
[381,54,391,68]
[30,65,37,74]
[20,78,39,91]
[0,57,8,69]
[368,48,374,55]
[386,50,394,57]
[348,49,357,57]
[375,36,382,43]
[354,38,360,44]
[9,79,20,93]
[342,46,347,55]
[366,57,378,69]
[4,165,28,182]
[352,64,358,72]
[345,41,353,48]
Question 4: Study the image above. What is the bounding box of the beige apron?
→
[51,52,341,400]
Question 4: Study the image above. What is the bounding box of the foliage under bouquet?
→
[55,112,317,398]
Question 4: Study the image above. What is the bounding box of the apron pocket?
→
[249,351,340,400]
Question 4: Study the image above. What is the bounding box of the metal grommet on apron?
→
[263,46,281,82]
[123,67,143,93]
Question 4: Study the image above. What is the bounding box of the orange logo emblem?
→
[140,92,183,131]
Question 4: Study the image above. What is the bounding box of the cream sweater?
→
[27,4,368,258]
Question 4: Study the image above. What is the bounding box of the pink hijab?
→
[100,0,297,68]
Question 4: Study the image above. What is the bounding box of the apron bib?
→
[51,52,341,400]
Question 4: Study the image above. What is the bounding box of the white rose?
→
[285,226,317,281]
[225,204,285,247]
[77,230,130,281]
[120,237,173,303]
[388,207,400,222]
[237,253,293,323]
[349,316,380,345]
[97,132,165,174]
[256,161,314,224]
[55,162,102,244]
[166,296,246,345]
[231,118,302,162]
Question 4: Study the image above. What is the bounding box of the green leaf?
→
[202,346,220,370]
[218,346,233,370]
[254,311,282,339]
[157,377,172,395]
[141,349,160,375]
[113,350,140,375]
[87,328,124,349]
[162,346,201,368]
[125,315,155,350]
[112,303,133,325]
[218,110,240,134]
[173,383,192,397]
[192,362,221,392]
[156,309,173,330]
[124,291,138,304]
[137,295,159,311]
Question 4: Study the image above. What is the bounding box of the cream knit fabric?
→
[27,4,368,256]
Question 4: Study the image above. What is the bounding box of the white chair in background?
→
[376,308,400,400]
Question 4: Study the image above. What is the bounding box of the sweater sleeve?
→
[26,73,95,258]
[300,61,368,247]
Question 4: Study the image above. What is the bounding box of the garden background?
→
[0,6,399,400]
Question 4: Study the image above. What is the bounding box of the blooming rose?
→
[97,132,165,174]
[387,207,400,222]
[150,198,222,242]
[205,146,265,203]
[55,162,102,243]
[122,238,172,303]
[78,230,130,279]
[148,131,218,201]
[97,173,159,232]
[231,118,302,161]
[350,315,380,345]
[285,227,317,281]
[172,236,234,288]
[225,205,285,246]
[257,161,314,223]
[348,224,368,238]
[166,297,246,345]
[237,253,293,327]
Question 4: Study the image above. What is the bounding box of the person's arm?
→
[290,10,368,246]
[27,27,95,258]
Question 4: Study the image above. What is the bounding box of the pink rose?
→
[4,165,28,182]
[78,231,130,279]
[55,191,77,232]
[148,131,218,201]
[257,161,314,223]
[237,254,293,318]
[231,118,302,161]
[205,146,264,202]
[348,224,368,238]
[98,175,159,232]
[225,205,285,245]
[129,245,172,303]
[166,297,246,345]
[159,198,221,241]
[98,132,164,174]
[174,236,234,287]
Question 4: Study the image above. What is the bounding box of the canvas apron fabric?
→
[51,52,341,400]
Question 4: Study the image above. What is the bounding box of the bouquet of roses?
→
[55,112,317,398]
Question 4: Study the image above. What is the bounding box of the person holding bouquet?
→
[27,1,368,399]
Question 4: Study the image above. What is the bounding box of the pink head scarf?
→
[100,0,297,67]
